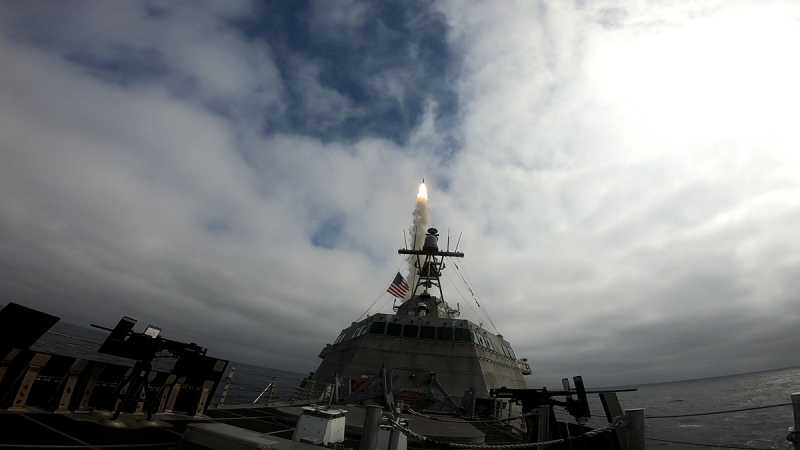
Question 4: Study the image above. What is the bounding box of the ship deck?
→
[0,402,527,449]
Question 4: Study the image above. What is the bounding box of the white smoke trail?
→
[405,183,430,297]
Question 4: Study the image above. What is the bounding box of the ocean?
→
[29,321,800,449]
[577,368,799,449]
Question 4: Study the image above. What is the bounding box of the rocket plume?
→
[411,182,430,249]
[405,182,430,297]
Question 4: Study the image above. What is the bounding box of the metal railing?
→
[215,368,336,407]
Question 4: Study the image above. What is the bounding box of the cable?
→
[406,407,539,424]
[442,270,482,322]
[388,416,618,449]
[448,258,499,334]
[358,257,407,321]
[446,258,484,318]
[645,402,793,418]
[457,259,500,334]
[453,259,497,333]
[646,437,777,450]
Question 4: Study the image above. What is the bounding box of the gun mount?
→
[93,316,206,361]
[92,316,210,422]
[491,376,636,428]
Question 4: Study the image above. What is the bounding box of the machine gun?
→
[92,316,208,421]
[490,376,636,441]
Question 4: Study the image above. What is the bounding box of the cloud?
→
[2,0,800,388]
[437,0,800,386]
[308,0,372,43]
[0,2,437,370]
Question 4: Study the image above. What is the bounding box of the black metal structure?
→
[398,227,464,303]
[93,317,208,421]
[491,376,636,443]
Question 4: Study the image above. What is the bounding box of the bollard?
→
[624,408,645,450]
[538,404,550,444]
[790,392,800,448]
[361,405,382,450]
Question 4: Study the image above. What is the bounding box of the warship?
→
[308,225,531,412]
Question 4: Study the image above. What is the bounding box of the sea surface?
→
[575,368,800,449]
[30,322,800,449]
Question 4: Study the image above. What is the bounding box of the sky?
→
[1,0,799,388]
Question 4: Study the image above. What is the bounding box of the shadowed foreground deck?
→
[0,402,535,449]
[0,405,300,449]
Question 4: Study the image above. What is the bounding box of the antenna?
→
[403,229,408,249]
[454,232,463,252]
[447,228,450,251]
[410,226,418,294]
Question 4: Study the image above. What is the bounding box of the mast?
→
[398,227,464,305]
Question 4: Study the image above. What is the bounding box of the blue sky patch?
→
[311,215,345,249]
[234,0,460,147]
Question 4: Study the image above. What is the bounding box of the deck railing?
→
[215,368,336,407]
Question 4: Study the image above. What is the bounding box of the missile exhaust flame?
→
[406,181,431,298]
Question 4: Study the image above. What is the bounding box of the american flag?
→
[386,272,410,298]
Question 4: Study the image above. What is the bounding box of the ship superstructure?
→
[310,227,531,407]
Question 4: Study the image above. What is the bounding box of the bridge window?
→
[420,326,436,340]
[369,322,386,335]
[437,327,453,341]
[333,332,347,344]
[353,324,369,338]
[454,328,471,342]
[403,324,419,338]
[387,323,402,337]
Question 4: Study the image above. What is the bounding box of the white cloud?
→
[437,0,800,385]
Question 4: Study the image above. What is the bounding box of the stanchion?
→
[625,408,645,450]
[7,353,51,411]
[217,367,235,407]
[361,405,382,450]
[538,404,550,444]
[789,392,800,449]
